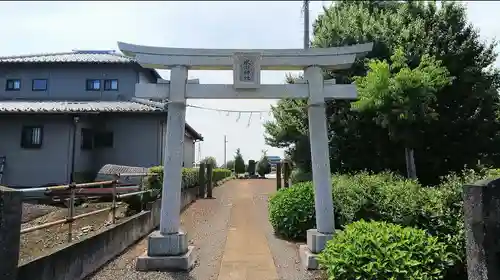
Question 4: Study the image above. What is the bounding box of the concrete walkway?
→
[217,180,278,280]
[87,179,321,280]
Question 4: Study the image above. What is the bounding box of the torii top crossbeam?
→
[118,41,373,71]
[115,40,374,253]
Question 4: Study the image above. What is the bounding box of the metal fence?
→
[19,172,157,242]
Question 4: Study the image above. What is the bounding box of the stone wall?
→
[16,187,199,280]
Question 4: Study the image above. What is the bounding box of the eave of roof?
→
[185,123,203,141]
[0,100,164,113]
[0,99,204,141]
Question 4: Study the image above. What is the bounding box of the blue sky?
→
[0,1,498,165]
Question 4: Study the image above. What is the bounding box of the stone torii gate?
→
[118,41,373,271]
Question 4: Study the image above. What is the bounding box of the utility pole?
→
[223,135,228,168]
[303,0,310,49]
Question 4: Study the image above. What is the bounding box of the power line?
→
[186,101,323,114]
[187,104,270,113]
[186,102,320,127]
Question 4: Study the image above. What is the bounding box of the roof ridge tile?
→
[0,51,75,60]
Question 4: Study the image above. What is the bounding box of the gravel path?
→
[86,181,235,280]
[253,180,324,280]
[87,179,323,280]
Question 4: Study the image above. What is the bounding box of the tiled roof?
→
[0,50,134,64]
[97,164,149,176]
[0,100,204,140]
[0,100,165,113]
[0,50,162,79]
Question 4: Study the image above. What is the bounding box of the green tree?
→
[247,160,257,176]
[353,47,453,178]
[257,150,272,177]
[201,156,218,168]
[265,1,500,184]
[225,159,235,170]
[234,148,246,174]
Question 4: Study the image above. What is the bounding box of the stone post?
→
[299,66,335,270]
[276,162,282,190]
[0,186,23,280]
[206,163,213,199]
[136,65,196,271]
[158,65,187,234]
[463,178,500,279]
[198,163,206,198]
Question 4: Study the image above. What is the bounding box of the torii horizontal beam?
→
[135,82,357,100]
[118,41,373,71]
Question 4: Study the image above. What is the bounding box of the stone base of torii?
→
[118,41,373,271]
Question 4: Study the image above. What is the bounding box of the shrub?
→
[318,220,455,280]
[269,171,460,237]
[123,166,232,214]
[268,171,415,240]
[182,168,199,188]
[201,156,218,168]
[234,148,246,174]
[268,169,494,279]
[225,159,235,170]
[247,160,256,176]
[148,166,231,189]
[257,156,271,177]
[290,168,312,184]
[147,166,198,190]
[268,182,315,240]
[336,172,427,227]
[212,168,232,182]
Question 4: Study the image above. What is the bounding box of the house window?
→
[81,128,93,150]
[6,79,21,91]
[104,79,118,91]
[86,79,101,91]
[32,79,48,91]
[21,126,43,149]
[94,131,113,148]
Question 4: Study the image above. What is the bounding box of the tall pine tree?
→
[233,148,246,174]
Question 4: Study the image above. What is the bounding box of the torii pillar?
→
[118,41,373,271]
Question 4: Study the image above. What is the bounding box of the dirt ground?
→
[21,203,63,223]
[19,202,128,264]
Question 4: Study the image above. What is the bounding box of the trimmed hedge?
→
[318,220,455,280]
[268,169,499,279]
[268,182,315,240]
[147,166,231,190]
[212,168,232,183]
[124,166,232,215]
[145,166,197,190]
[269,172,420,240]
